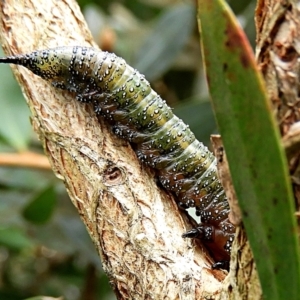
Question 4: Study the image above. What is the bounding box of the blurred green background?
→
[0,0,256,299]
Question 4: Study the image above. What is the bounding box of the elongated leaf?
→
[197,0,300,298]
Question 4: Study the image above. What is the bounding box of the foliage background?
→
[0,0,255,299]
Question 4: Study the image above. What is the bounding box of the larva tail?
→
[0,49,67,80]
[0,56,26,65]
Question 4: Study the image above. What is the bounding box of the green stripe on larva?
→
[0,46,235,269]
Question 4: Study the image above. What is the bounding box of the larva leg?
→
[212,260,230,270]
[182,224,214,241]
[112,124,148,143]
[183,223,233,270]
[178,202,189,210]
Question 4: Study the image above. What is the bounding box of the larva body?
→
[0,46,235,267]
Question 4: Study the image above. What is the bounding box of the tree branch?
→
[256,0,300,214]
[256,0,300,135]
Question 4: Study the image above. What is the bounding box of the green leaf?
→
[22,185,57,224]
[197,0,300,298]
[0,227,33,250]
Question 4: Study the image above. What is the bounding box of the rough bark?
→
[256,0,300,133]
[0,0,228,299]
[255,0,300,216]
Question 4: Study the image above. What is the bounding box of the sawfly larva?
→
[0,46,235,269]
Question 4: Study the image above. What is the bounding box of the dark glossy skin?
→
[0,46,235,268]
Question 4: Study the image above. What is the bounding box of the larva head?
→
[0,47,74,84]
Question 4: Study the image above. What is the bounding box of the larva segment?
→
[0,46,235,268]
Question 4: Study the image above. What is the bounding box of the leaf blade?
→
[197,0,300,298]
